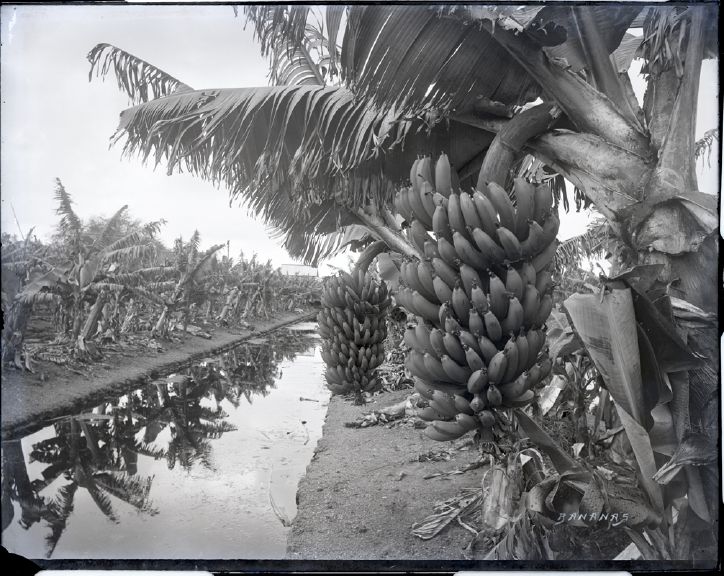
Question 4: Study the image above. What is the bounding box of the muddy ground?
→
[1,310,315,438]
[287,389,488,561]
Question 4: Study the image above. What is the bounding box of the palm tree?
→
[90,3,718,558]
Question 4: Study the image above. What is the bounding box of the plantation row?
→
[1,179,321,369]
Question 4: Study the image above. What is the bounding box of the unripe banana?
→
[441,354,472,383]
[430,390,459,418]
[505,265,524,301]
[431,257,458,290]
[515,333,530,375]
[407,188,433,229]
[472,190,500,238]
[444,314,462,335]
[414,377,436,400]
[417,156,434,188]
[483,310,503,342]
[411,291,441,325]
[432,274,454,304]
[460,191,483,231]
[471,227,506,263]
[455,412,480,432]
[486,384,503,407]
[419,181,437,222]
[521,219,546,258]
[470,395,488,413]
[424,352,455,383]
[468,308,486,336]
[415,321,434,356]
[532,239,557,273]
[454,394,475,416]
[463,344,485,372]
[535,269,553,295]
[453,331,478,358]
[534,293,553,327]
[497,226,523,261]
[502,336,520,383]
[513,177,535,240]
[540,211,560,246]
[442,331,467,365]
[501,295,524,335]
[428,327,447,359]
[518,261,537,286]
[467,367,489,393]
[488,272,509,321]
[487,350,508,384]
[533,183,554,224]
[424,425,458,442]
[416,259,437,299]
[424,240,440,260]
[410,158,421,191]
[446,193,469,240]
[453,231,489,271]
[500,372,528,400]
[459,263,482,300]
[437,237,460,269]
[435,153,452,197]
[470,282,489,314]
[477,334,498,365]
[431,419,468,439]
[432,204,453,243]
[451,281,472,325]
[484,181,516,231]
[522,284,540,327]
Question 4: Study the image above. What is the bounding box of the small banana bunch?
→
[393,154,556,442]
[318,268,391,398]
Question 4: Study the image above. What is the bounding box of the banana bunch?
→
[393,153,557,442]
[318,268,391,397]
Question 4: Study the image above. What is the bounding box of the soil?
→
[287,389,488,561]
[1,310,316,439]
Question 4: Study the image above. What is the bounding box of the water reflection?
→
[1,328,318,558]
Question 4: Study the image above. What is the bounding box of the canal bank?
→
[1,310,316,439]
[287,388,485,561]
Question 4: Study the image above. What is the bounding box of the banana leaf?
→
[564,288,664,511]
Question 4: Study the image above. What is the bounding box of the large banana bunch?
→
[318,268,391,398]
[393,154,556,442]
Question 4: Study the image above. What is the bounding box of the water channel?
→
[1,321,329,559]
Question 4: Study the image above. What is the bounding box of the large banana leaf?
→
[564,289,664,511]
[112,83,494,263]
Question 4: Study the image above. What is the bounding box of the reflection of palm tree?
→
[22,417,157,557]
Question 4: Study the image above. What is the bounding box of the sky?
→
[0,4,720,274]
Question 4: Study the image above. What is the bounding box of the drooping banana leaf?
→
[564,288,664,511]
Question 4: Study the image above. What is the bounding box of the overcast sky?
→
[1,4,719,272]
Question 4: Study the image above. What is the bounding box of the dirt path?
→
[1,310,315,438]
[287,389,487,561]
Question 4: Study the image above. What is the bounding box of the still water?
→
[1,322,329,559]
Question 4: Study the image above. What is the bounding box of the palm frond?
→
[244,5,311,59]
[193,420,238,439]
[694,128,719,167]
[101,244,156,265]
[340,6,542,116]
[101,220,165,257]
[53,179,82,242]
[44,483,78,557]
[91,471,157,514]
[555,218,612,272]
[88,43,192,105]
[92,205,128,251]
[186,244,225,283]
[126,286,167,307]
[111,84,493,263]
